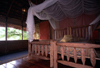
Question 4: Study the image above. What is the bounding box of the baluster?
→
[86,27,88,40]
[54,41,58,68]
[35,45,37,55]
[42,45,44,56]
[91,48,96,67]
[45,45,48,57]
[38,45,40,55]
[60,30,62,39]
[85,48,87,56]
[61,46,64,60]
[70,27,72,35]
[73,29,75,37]
[62,30,64,37]
[32,44,34,54]
[79,28,81,38]
[57,31,59,40]
[74,48,77,63]
[64,29,66,35]
[67,47,70,61]
[81,48,85,65]
[67,28,69,35]
[50,40,54,67]
[61,30,62,38]
[58,31,59,39]
[82,28,84,38]
[76,29,79,41]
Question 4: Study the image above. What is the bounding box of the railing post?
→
[28,41,31,60]
[54,41,57,68]
[70,27,72,35]
[91,48,96,67]
[50,40,54,67]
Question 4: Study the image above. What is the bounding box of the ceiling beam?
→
[6,0,15,18]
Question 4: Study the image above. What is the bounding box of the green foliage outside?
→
[0,27,5,40]
[0,27,27,40]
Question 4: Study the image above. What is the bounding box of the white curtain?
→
[26,0,58,42]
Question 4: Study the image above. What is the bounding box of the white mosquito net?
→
[26,0,100,42]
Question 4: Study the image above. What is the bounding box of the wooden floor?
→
[0,55,100,68]
[0,56,73,68]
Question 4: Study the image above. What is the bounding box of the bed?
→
[28,25,100,68]
[52,25,100,68]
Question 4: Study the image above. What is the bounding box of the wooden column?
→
[54,41,57,68]
[50,40,54,67]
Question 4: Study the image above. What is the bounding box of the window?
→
[7,27,22,40]
[0,27,5,41]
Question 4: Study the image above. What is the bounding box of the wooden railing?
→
[54,25,93,41]
[28,40,54,68]
[51,41,100,68]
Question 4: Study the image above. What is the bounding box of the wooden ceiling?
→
[0,0,45,24]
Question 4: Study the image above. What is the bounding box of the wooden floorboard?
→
[0,56,100,68]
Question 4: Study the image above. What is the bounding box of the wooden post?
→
[64,29,66,35]
[67,28,69,35]
[74,47,77,63]
[38,45,40,55]
[59,30,61,38]
[45,45,48,57]
[82,28,84,38]
[42,45,44,56]
[70,27,72,35]
[91,48,96,67]
[61,46,64,60]
[35,45,37,55]
[50,40,54,67]
[73,29,75,38]
[56,30,57,40]
[86,27,88,40]
[67,47,70,61]
[32,44,34,54]
[28,42,31,60]
[81,48,85,65]
[54,41,58,68]
[79,28,81,38]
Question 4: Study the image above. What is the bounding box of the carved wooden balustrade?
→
[54,25,93,41]
[51,41,100,68]
[28,40,54,67]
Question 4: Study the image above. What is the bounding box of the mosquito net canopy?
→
[26,0,100,42]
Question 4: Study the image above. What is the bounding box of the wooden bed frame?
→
[28,25,100,68]
[51,41,100,68]
[54,25,93,41]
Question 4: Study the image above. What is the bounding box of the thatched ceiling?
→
[0,0,45,24]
